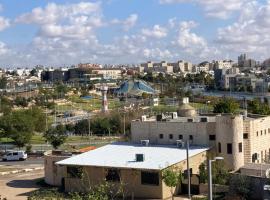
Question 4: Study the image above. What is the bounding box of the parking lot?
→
[0,157,44,166]
[0,169,44,200]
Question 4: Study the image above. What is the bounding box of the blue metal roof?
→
[115,80,155,96]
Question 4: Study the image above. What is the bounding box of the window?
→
[257,131,259,136]
[189,135,193,140]
[265,130,267,135]
[178,135,183,140]
[252,153,258,163]
[67,166,83,178]
[141,171,159,186]
[238,143,242,153]
[243,133,248,139]
[187,119,193,122]
[261,130,263,135]
[209,135,216,141]
[218,143,221,153]
[268,128,270,133]
[159,134,164,139]
[169,134,173,139]
[200,118,207,122]
[106,169,120,182]
[227,143,232,154]
[183,168,193,179]
[13,152,18,156]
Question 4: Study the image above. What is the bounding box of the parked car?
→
[2,151,27,161]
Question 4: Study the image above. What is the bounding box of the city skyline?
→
[0,0,268,67]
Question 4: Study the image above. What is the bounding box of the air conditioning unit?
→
[136,154,145,162]
[171,112,178,119]
[141,115,147,121]
[141,140,150,146]
[176,140,185,148]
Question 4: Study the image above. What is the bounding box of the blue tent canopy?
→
[115,80,156,96]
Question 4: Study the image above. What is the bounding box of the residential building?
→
[195,61,213,73]
[92,68,122,80]
[169,60,193,73]
[213,60,233,70]
[238,54,258,70]
[140,61,173,74]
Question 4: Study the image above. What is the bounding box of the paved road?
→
[0,157,44,166]
[0,169,44,200]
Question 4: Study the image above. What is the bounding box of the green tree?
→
[229,175,252,200]
[213,98,239,114]
[248,99,270,115]
[0,96,12,115]
[0,77,7,89]
[25,106,46,132]
[199,163,207,184]
[55,83,69,98]
[44,124,67,149]
[199,161,229,185]
[30,68,37,76]
[212,160,229,185]
[0,110,35,148]
[14,96,28,107]
[74,119,89,135]
[162,168,183,200]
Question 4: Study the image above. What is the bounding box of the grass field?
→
[151,102,213,113]
[55,96,123,112]
[0,135,119,145]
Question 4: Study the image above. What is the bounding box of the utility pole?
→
[186,140,191,199]
[88,112,91,143]
[208,159,213,200]
[123,112,126,136]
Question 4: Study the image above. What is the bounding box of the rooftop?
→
[57,142,208,170]
[240,163,270,171]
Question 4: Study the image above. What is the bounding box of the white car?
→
[2,151,27,161]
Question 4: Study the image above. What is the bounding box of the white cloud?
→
[16,2,101,25]
[111,14,138,31]
[123,14,138,31]
[174,20,219,59]
[216,1,270,58]
[0,17,10,31]
[142,25,167,38]
[160,0,250,19]
[177,21,206,49]
[0,41,8,55]
[143,48,173,59]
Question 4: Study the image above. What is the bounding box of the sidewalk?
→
[0,165,44,175]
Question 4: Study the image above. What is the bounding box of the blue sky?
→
[0,0,268,67]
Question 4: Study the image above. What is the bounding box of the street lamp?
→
[208,157,224,200]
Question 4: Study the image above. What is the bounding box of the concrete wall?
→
[131,121,216,146]
[65,167,164,199]
[44,155,69,186]
[64,151,207,199]
[246,117,270,164]
[216,115,244,171]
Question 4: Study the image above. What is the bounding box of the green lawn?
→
[150,102,213,113]
[55,96,123,112]
[0,134,121,145]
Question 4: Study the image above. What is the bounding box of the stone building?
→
[131,110,270,171]
[57,143,208,199]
